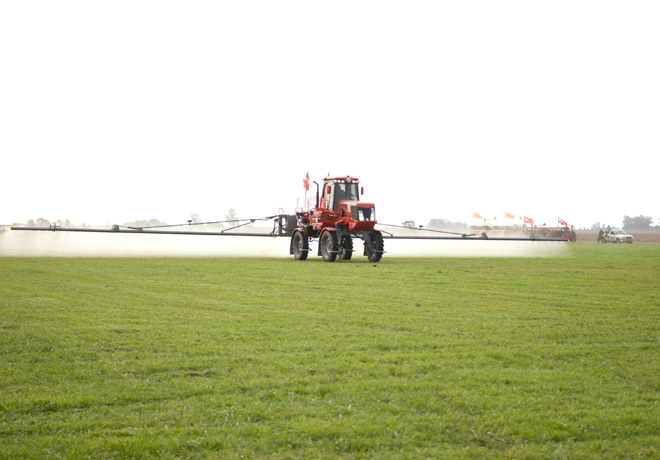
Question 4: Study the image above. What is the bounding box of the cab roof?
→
[323,176,360,183]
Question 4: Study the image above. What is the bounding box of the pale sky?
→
[2,1,658,230]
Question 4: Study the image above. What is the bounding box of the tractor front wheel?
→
[320,230,338,262]
[338,235,353,260]
[365,230,384,263]
[292,231,308,260]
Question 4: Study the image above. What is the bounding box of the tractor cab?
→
[322,177,361,211]
[319,176,376,231]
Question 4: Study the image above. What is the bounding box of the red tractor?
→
[290,176,384,262]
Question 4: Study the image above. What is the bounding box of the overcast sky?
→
[2,1,658,229]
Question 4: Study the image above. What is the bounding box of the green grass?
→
[1,245,660,459]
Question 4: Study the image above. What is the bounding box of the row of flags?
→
[473,212,568,226]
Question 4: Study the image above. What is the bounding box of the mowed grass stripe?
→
[1,245,659,458]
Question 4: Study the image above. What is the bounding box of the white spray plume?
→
[0,230,568,258]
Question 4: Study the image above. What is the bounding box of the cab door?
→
[323,181,336,211]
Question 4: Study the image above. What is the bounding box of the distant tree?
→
[226,208,239,223]
[622,215,653,230]
[591,222,602,231]
[123,218,167,228]
[427,219,468,232]
[24,218,74,227]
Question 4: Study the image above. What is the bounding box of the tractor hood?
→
[341,201,377,232]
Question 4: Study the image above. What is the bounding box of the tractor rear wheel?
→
[366,230,384,263]
[320,230,338,262]
[338,235,353,260]
[292,231,308,260]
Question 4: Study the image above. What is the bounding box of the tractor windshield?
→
[324,181,360,211]
[335,183,359,203]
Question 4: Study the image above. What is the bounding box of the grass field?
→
[1,245,659,459]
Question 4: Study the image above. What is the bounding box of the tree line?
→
[621,215,659,230]
[20,209,241,228]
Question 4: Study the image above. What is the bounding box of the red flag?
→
[558,217,568,226]
[303,172,310,191]
[524,216,534,224]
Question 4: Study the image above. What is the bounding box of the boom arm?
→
[10,215,567,242]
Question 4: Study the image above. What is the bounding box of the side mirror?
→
[361,187,364,195]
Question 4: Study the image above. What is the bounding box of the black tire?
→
[292,231,308,260]
[338,235,353,260]
[366,230,384,263]
[320,230,338,262]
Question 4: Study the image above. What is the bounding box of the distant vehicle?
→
[598,228,634,244]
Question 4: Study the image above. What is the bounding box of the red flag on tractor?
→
[524,216,534,225]
[558,217,568,226]
[303,172,310,191]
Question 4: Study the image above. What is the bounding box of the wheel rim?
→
[322,234,331,257]
[339,235,353,260]
[321,231,337,262]
[293,232,308,259]
[367,231,383,262]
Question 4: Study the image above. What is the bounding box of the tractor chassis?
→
[289,226,384,263]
